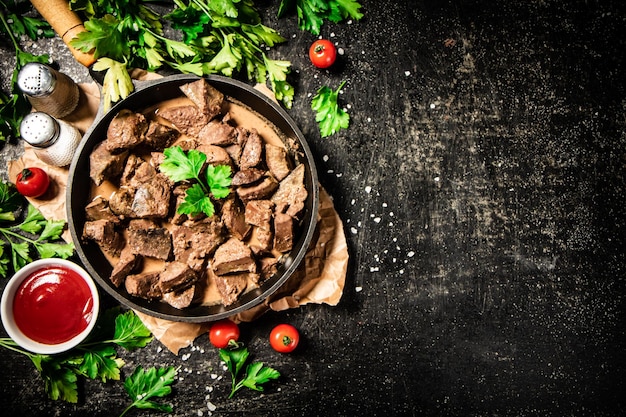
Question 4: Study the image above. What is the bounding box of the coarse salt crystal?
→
[407,251,415,257]
[370,266,379,272]
[382,203,388,208]
[405,71,411,76]
[351,227,358,234]
[365,186,372,193]
[207,402,217,412]
[430,103,436,109]
[323,154,329,162]
[210,373,218,379]
[374,217,381,223]
[338,48,345,55]
[355,286,363,292]
[182,353,191,361]
[351,199,356,205]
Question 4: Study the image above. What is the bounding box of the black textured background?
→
[1,0,625,415]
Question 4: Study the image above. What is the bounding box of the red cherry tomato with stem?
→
[16,167,50,198]
[269,323,300,353]
[309,39,337,69]
[209,319,240,348]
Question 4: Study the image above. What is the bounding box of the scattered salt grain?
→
[182,353,191,361]
[367,117,372,122]
[330,32,336,37]
[327,169,334,174]
[430,103,436,109]
[370,266,379,272]
[389,212,394,217]
[350,227,358,235]
[336,173,343,178]
[374,217,381,223]
[351,199,356,205]
[156,346,162,353]
[399,269,405,274]
[389,222,394,226]
[405,71,411,76]
[407,251,415,257]
[207,402,217,412]
[382,203,388,208]
[323,154,329,162]
[434,176,440,182]
[365,186,372,193]
[338,48,345,55]
[355,286,363,292]
[210,373,218,379]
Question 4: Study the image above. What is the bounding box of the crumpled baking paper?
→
[7,72,348,354]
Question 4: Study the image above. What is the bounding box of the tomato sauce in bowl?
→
[13,265,94,344]
[1,259,100,354]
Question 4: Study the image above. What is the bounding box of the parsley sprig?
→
[159,146,232,217]
[311,80,350,137]
[0,0,54,141]
[277,0,364,35]
[0,190,75,278]
[120,366,177,417]
[0,309,154,404]
[219,346,281,398]
[69,0,294,110]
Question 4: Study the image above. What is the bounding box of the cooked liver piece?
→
[128,219,172,260]
[212,237,257,275]
[143,121,179,151]
[273,212,294,253]
[85,196,121,224]
[163,285,196,309]
[197,120,237,146]
[221,198,251,240]
[271,164,308,218]
[195,144,233,167]
[179,78,223,119]
[265,144,291,181]
[109,246,141,287]
[125,272,162,300]
[82,219,124,257]
[171,219,225,271]
[259,256,279,281]
[239,129,263,169]
[119,154,145,186]
[236,176,278,202]
[105,109,149,153]
[158,105,210,138]
[212,270,249,306]
[253,226,273,253]
[131,174,172,219]
[89,141,128,186]
[159,261,198,294]
[231,168,265,186]
[245,200,274,227]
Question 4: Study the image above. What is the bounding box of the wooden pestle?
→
[29,0,96,68]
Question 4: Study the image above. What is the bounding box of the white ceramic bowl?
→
[1,258,100,354]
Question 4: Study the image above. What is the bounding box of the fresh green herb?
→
[0,309,154,403]
[69,0,294,109]
[0,0,54,141]
[311,80,350,137]
[159,146,232,217]
[119,366,177,417]
[219,346,281,398]
[277,0,364,35]
[0,201,75,278]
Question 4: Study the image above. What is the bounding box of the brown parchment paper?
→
[7,72,348,355]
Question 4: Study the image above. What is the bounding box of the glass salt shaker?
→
[17,63,80,119]
[19,112,82,167]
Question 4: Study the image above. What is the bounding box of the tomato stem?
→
[20,168,33,180]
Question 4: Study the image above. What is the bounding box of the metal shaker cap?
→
[17,63,56,97]
[19,112,60,148]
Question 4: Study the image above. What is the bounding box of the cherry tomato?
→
[309,39,337,69]
[209,319,240,348]
[269,323,300,353]
[16,167,50,198]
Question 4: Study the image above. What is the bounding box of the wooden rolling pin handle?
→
[29,0,96,68]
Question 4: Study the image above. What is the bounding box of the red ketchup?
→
[13,265,94,345]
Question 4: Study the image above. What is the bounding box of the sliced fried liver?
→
[85,196,121,224]
[245,200,274,227]
[171,219,225,271]
[109,246,141,287]
[159,261,198,294]
[239,129,263,169]
[105,110,149,153]
[143,121,179,151]
[125,272,162,300]
[271,164,307,218]
[231,168,265,186]
[197,120,237,145]
[179,78,223,119]
[212,237,257,275]
[163,285,196,309]
[82,219,124,257]
[128,219,172,260]
[236,176,278,202]
[195,143,233,167]
[221,198,251,241]
[158,105,209,138]
[273,212,294,253]
[265,143,291,181]
[212,270,250,306]
[89,141,128,186]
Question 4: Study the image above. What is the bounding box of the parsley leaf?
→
[120,366,177,416]
[278,0,364,35]
[219,346,281,398]
[311,80,351,137]
[160,146,232,217]
[0,199,75,278]
[0,309,154,404]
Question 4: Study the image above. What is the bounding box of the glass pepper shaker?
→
[19,112,82,167]
[17,63,80,119]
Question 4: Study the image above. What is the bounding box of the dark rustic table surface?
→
[1,1,625,416]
